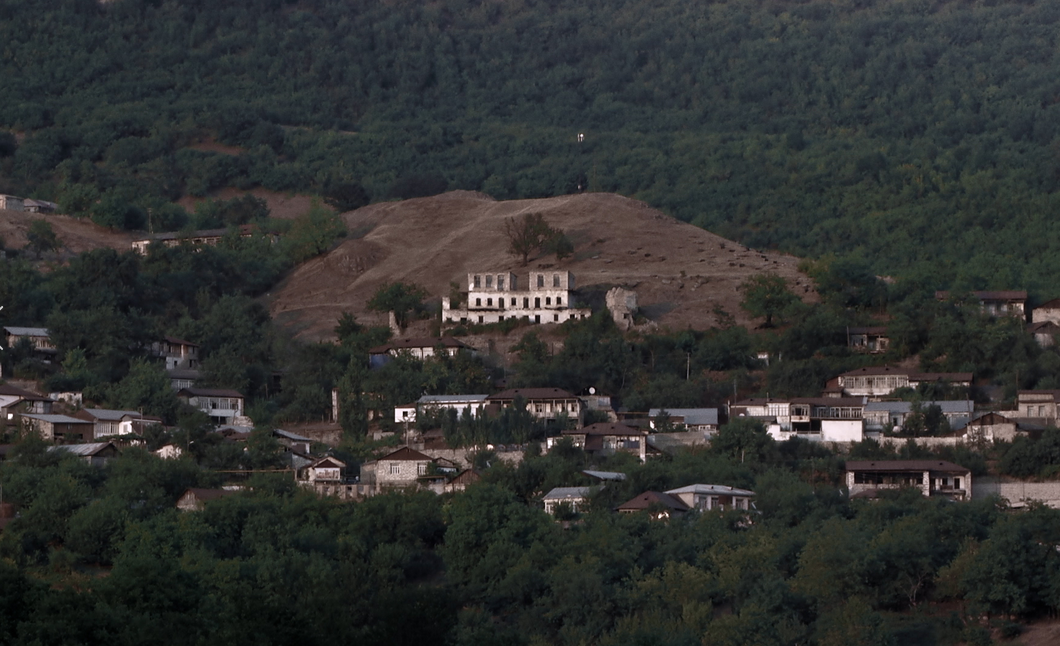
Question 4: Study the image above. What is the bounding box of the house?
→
[167,368,201,391]
[738,397,866,442]
[615,491,688,519]
[583,469,627,482]
[49,441,119,467]
[176,488,239,511]
[154,444,183,459]
[0,195,24,212]
[22,199,57,214]
[1032,299,1060,325]
[963,412,1021,443]
[20,413,94,443]
[444,469,481,493]
[359,447,435,490]
[1016,390,1060,420]
[581,390,618,422]
[442,271,592,326]
[846,460,972,501]
[551,422,648,461]
[862,400,974,433]
[368,337,474,368]
[119,414,163,436]
[4,327,55,356]
[847,326,890,353]
[935,290,1027,318]
[648,408,719,433]
[177,387,245,424]
[393,394,489,425]
[152,336,200,371]
[131,224,257,255]
[1028,321,1060,348]
[665,484,756,512]
[273,428,312,455]
[301,456,346,484]
[75,408,143,439]
[488,387,584,424]
[0,384,53,419]
[837,366,972,399]
[543,486,595,515]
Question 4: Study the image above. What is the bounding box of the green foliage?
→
[504,212,566,265]
[282,201,346,264]
[25,219,58,258]
[366,281,428,328]
[739,274,800,328]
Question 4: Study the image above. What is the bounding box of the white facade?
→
[443,270,591,325]
[0,195,24,212]
[393,394,488,424]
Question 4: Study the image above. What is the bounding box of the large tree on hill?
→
[740,273,800,328]
[505,212,561,266]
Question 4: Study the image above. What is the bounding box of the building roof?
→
[648,408,719,426]
[839,366,972,382]
[448,469,481,486]
[790,397,868,407]
[49,442,116,457]
[616,491,689,512]
[0,384,51,401]
[665,484,756,497]
[583,469,628,481]
[1018,390,1060,400]
[3,326,49,337]
[22,413,91,425]
[935,290,1028,301]
[489,387,578,401]
[378,446,433,462]
[418,394,489,404]
[163,335,199,347]
[845,460,970,473]
[1028,321,1060,334]
[180,487,238,502]
[863,400,974,414]
[542,486,594,501]
[369,337,472,354]
[82,408,141,421]
[967,412,1013,425]
[1037,298,1060,309]
[564,422,647,436]
[177,387,244,398]
[847,326,888,334]
[273,428,312,442]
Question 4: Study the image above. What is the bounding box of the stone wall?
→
[973,477,1060,508]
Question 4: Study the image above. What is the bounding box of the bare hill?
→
[268,191,816,340]
[0,209,137,257]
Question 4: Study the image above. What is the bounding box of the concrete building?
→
[846,460,972,501]
[0,195,24,212]
[442,271,591,325]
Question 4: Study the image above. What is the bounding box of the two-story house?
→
[393,394,489,425]
[648,408,719,433]
[177,387,245,425]
[862,400,974,433]
[359,447,436,491]
[846,459,972,501]
[935,290,1027,319]
[488,387,584,424]
[551,422,648,461]
[837,366,972,399]
[442,271,591,325]
[368,337,474,368]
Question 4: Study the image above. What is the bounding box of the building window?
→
[553,274,560,287]
[478,316,484,323]
[546,297,551,305]
[537,275,544,288]
[557,297,562,306]
[389,463,400,475]
[554,314,559,322]
[486,275,493,287]
[499,315,504,321]
[535,297,541,308]
[523,297,529,308]
[473,275,480,288]
[417,463,427,476]
[498,276,505,290]
[487,298,493,306]
[535,315,541,323]
[511,298,516,306]
[476,298,481,306]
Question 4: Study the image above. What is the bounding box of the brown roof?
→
[1037,298,1060,309]
[0,384,50,401]
[616,491,689,512]
[968,412,1013,425]
[847,326,888,334]
[163,335,199,347]
[379,446,433,462]
[369,337,471,354]
[839,366,972,382]
[791,397,866,406]
[489,387,578,401]
[1028,321,1060,333]
[845,460,969,473]
[564,422,647,436]
[448,469,481,485]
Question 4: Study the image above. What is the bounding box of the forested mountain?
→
[2,0,1060,292]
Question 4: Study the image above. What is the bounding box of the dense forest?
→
[3,0,1060,290]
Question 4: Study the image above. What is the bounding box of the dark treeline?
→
[3,0,1060,288]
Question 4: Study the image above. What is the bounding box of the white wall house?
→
[442,271,591,325]
[177,387,245,424]
[393,394,489,424]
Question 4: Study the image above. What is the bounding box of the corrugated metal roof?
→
[22,414,91,424]
[83,408,140,421]
[419,394,489,404]
[4,326,49,337]
[863,401,974,414]
[543,486,594,500]
[666,484,756,497]
[49,442,114,456]
[583,470,627,481]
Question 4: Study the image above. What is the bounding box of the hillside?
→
[268,191,814,339]
[0,208,135,256]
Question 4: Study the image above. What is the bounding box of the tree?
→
[367,281,428,328]
[283,201,346,263]
[324,182,370,212]
[25,219,59,258]
[504,212,562,265]
[739,273,800,327]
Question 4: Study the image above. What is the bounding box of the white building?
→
[0,195,24,212]
[442,271,591,325]
[393,394,489,424]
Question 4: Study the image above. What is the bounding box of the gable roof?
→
[82,408,141,421]
[22,413,91,425]
[967,411,1013,425]
[3,326,49,337]
[845,459,969,473]
[49,442,117,457]
[309,456,346,469]
[583,469,628,481]
[542,486,594,501]
[378,446,433,462]
[0,384,51,401]
[418,394,489,404]
[862,400,974,414]
[616,491,689,512]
